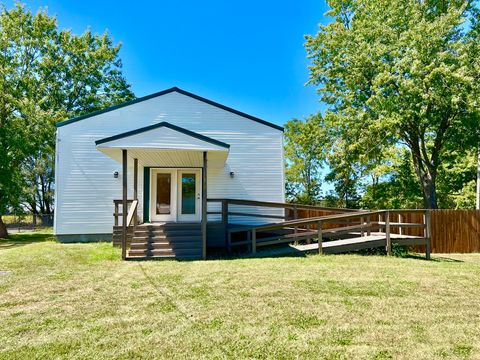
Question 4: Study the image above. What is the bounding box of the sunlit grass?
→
[1,233,479,359]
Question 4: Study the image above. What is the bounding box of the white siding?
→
[97,125,228,151]
[54,91,284,235]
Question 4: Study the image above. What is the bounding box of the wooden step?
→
[130,242,202,250]
[132,235,202,243]
[133,229,201,237]
[138,223,201,230]
[119,222,203,260]
[128,248,201,258]
[126,254,201,260]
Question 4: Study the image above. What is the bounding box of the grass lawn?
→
[1,232,480,359]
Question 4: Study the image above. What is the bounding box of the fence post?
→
[360,216,364,236]
[424,210,431,260]
[317,221,323,255]
[251,229,256,255]
[385,211,392,256]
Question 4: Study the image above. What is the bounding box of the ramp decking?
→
[292,232,428,254]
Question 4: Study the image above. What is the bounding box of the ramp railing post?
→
[317,221,323,255]
[385,210,392,256]
[366,215,371,236]
[424,210,431,260]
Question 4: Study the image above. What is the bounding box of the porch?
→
[95,122,230,259]
[111,198,431,260]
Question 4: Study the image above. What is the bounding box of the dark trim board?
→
[95,121,231,149]
[148,166,203,169]
[57,86,284,131]
[143,167,151,222]
[56,233,113,243]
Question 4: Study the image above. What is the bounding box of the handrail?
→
[229,209,380,233]
[207,198,360,213]
[113,199,135,226]
[227,209,431,259]
[126,200,138,227]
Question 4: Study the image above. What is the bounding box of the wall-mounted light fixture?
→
[113,171,119,179]
[229,171,235,178]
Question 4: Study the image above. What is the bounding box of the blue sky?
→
[7,0,330,127]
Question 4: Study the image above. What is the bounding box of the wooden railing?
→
[113,199,135,226]
[113,199,138,259]
[206,198,360,244]
[227,209,431,258]
[126,200,138,228]
[206,198,359,222]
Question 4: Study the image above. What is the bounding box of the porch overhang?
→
[95,122,230,167]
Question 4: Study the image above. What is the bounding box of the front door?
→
[177,170,201,222]
[151,169,176,222]
[150,169,201,222]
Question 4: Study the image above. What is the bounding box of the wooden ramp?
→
[228,209,432,259]
[292,233,428,254]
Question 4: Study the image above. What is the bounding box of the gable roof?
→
[56,86,284,131]
[95,121,230,149]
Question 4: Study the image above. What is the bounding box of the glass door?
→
[150,169,176,222]
[177,170,201,222]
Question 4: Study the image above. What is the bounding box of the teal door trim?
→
[143,167,151,222]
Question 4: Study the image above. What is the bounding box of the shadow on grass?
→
[0,231,56,251]
[207,245,307,261]
[401,254,463,263]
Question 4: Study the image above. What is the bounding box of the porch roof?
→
[95,122,229,167]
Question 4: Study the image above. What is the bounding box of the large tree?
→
[0,4,134,237]
[306,0,480,208]
[284,114,327,204]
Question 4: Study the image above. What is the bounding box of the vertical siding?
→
[55,92,284,235]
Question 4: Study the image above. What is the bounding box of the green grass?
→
[1,232,480,359]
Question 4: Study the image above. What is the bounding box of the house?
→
[54,87,285,259]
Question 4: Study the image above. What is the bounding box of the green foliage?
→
[284,114,327,204]
[306,0,480,208]
[360,150,423,209]
[0,3,134,229]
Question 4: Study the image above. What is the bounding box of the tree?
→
[360,150,424,209]
[0,4,134,237]
[284,114,327,204]
[306,0,480,208]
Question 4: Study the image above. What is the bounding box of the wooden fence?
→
[292,208,480,253]
[429,210,480,253]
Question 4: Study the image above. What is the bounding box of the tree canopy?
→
[304,0,480,209]
[0,4,134,237]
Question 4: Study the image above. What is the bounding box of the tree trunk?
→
[0,215,8,239]
[476,143,480,210]
[410,148,439,209]
[423,175,438,209]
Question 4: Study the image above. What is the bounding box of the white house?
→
[54,87,285,259]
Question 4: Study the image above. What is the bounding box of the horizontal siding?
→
[98,126,227,151]
[55,91,284,235]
